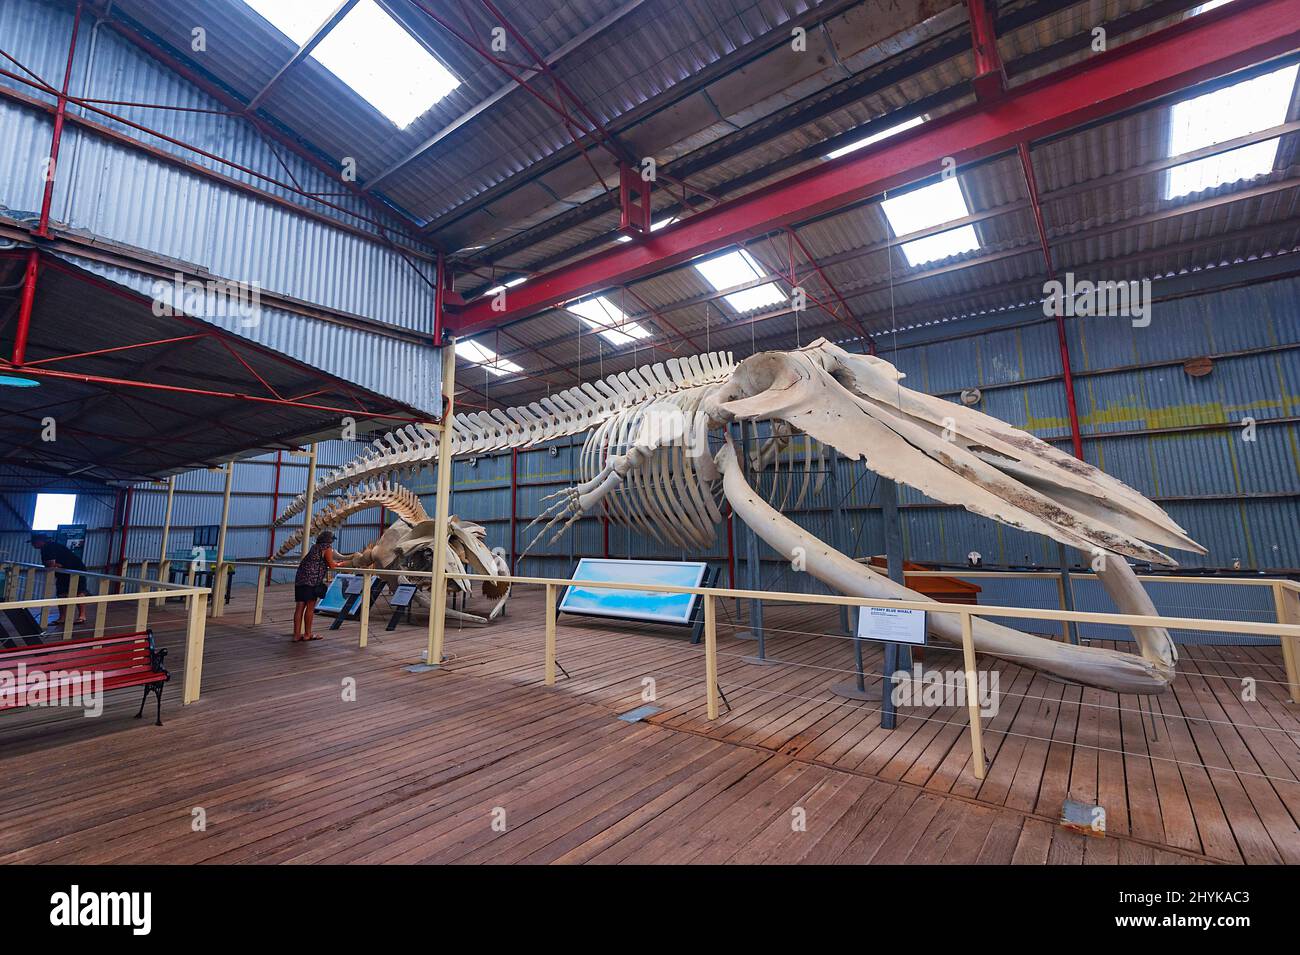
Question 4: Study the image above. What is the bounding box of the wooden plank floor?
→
[2,582,1295,864]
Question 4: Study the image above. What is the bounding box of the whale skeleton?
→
[276,339,1204,692]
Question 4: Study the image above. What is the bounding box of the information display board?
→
[855,604,927,646]
[389,584,418,608]
[317,574,359,615]
[559,559,708,625]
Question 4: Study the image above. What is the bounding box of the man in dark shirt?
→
[30,533,89,625]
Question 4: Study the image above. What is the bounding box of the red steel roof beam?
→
[445,0,1300,334]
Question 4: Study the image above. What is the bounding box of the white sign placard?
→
[856,604,927,646]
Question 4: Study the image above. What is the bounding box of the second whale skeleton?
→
[274,338,1205,694]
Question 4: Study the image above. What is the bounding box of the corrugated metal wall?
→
[0,0,441,414]
[0,440,384,588]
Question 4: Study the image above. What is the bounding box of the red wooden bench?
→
[0,630,170,725]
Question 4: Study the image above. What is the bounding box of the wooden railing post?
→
[62,573,79,639]
[253,565,268,625]
[960,610,987,779]
[135,583,150,632]
[544,583,557,686]
[359,572,371,648]
[1273,583,1300,703]
[705,592,719,720]
[39,569,54,629]
[183,590,209,705]
[155,559,171,606]
[93,577,109,638]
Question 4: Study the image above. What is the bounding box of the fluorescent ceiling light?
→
[485,276,527,295]
[1189,0,1233,13]
[880,177,980,266]
[33,493,76,531]
[826,115,925,159]
[693,249,785,312]
[244,0,460,128]
[455,340,523,377]
[616,217,678,242]
[1164,61,1298,199]
[567,297,653,347]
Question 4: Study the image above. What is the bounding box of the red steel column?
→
[37,1,83,238]
[11,250,39,365]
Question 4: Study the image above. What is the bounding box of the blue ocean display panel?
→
[560,559,707,625]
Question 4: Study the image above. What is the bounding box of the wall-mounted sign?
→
[856,604,927,646]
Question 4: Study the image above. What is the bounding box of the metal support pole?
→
[826,446,852,636]
[509,447,518,573]
[737,423,765,658]
[212,461,233,617]
[418,342,457,670]
[1057,542,1079,645]
[156,474,175,605]
[879,477,906,729]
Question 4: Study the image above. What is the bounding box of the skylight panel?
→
[693,249,785,312]
[826,115,925,160]
[617,217,678,242]
[32,493,76,531]
[879,177,980,267]
[567,297,653,347]
[455,340,523,377]
[1164,62,1298,199]
[244,0,460,128]
[485,276,527,296]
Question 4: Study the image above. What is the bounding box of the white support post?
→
[301,444,319,558]
[156,475,175,606]
[212,461,234,618]
[183,591,209,704]
[424,342,457,669]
